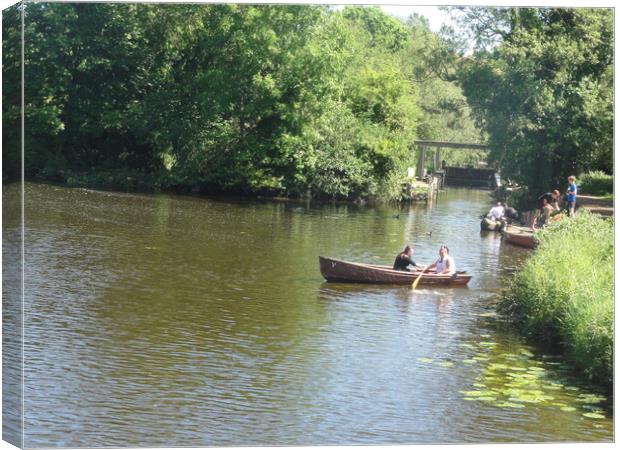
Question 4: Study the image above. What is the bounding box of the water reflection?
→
[13,183,613,446]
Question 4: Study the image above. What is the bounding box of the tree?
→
[454,7,613,195]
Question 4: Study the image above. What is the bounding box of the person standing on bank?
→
[566,175,578,217]
[393,244,421,271]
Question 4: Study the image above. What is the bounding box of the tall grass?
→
[578,170,613,196]
[499,212,613,388]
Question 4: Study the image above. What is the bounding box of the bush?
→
[578,170,613,196]
[506,185,534,213]
[499,212,613,388]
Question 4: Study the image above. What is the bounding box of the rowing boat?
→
[502,225,537,249]
[319,256,472,286]
[480,217,504,231]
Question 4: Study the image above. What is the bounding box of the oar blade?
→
[411,265,427,289]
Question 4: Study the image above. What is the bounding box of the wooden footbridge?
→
[414,140,498,188]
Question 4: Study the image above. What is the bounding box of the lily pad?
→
[576,394,606,404]
[495,402,525,408]
[560,406,577,412]
[460,390,496,397]
[476,396,497,402]
[436,361,454,368]
[462,359,477,364]
[459,343,476,349]
[488,363,509,371]
[509,396,542,404]
[583,412,606,420]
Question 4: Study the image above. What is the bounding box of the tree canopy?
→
[11,4,612,201]
[451,7,613,196]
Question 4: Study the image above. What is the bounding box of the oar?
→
[412,265,427,289]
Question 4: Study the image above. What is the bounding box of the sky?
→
[378,4,454,32]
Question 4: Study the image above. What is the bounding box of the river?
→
[2,182,613,446]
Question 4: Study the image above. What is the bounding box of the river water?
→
[2,182,613,446]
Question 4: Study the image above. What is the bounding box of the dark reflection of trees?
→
[2,184,24,447]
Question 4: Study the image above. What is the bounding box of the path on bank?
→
[579,195,614,217]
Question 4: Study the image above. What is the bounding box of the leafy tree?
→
[2,3,22,181]
[4,3,486,200]
[453,7,613,196]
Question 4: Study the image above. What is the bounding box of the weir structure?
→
[413,140,497,189]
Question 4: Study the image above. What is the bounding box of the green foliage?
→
[403,15,485,149]
[578,171,613,196]
[506,186,534,213]
[499,212,613,388]
[7,3,482,199]
[455,8,613,195]
[2,4,22,180]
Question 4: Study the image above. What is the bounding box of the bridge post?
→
[416,145,426,179]
[433,146,441,171]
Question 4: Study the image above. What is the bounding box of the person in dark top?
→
[531,191,560,228]
[393,244,420,271]
[504,206,519,222]
[530,190,560,229]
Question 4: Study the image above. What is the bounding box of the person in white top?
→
[487,202,505,220]
[427,245,456,275]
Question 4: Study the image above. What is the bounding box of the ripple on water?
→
[17,184,612,446]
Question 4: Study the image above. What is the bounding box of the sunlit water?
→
[3,182,613,447]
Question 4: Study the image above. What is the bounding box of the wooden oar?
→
[412,266,427,289]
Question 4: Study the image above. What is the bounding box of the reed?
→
[499,211,613,388]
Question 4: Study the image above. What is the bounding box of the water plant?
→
[499,211,613,389]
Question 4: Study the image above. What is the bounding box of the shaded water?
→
[3,182,612,447]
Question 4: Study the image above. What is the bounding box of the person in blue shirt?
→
[566,175,577,217]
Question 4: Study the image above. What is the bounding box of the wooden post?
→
[416,145,426,179]
[433,146,441,171]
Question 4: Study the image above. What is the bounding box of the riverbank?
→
[498,212,613,390]
[27,169,433,204]
[578,195,614,217]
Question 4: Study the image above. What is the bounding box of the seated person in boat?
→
[531,191,560,229]
[504,206,519,222]
[393,245,420,271]
[426,245,456,275]
[487,202,505,221]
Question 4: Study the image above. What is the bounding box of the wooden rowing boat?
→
[502,225,537,249]
[319,256,472,286]
[481,217,503,231]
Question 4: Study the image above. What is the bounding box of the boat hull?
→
[502,226,537,249]
[319,256,471,286]
[481,217,502,231]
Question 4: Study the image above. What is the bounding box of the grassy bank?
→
[499,212,613,389]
